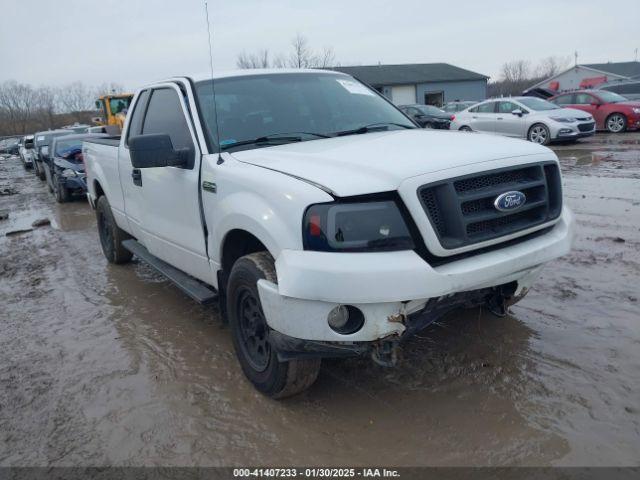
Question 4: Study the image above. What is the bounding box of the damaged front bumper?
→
[258,207,573,363]
[267,280,525,365]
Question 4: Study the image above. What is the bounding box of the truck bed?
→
[83,136,121,147]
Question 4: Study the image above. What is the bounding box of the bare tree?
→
[534,55,571,78]
[272,54,289,69]
[501,60,531,84]
[236,49,271,69]
[315,46,336,69]
[94,82,127,98]
[57,81,94,120]
[236,35,338,70]
[0,79,127,136]
[288,34,316,68]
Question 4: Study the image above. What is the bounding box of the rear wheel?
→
[96,196,132,264]
[424,122,434,129]
[605,113,627,133]
[528,123,551,145]
[227,251,321,398]
[459,126,472,132]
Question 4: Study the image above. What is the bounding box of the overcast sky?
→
[2,0,638,89]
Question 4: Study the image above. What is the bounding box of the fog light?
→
[327,305,365,334]
[328,305,349,330]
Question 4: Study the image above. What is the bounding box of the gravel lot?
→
[0,132,638,467]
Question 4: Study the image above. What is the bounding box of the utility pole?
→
[574,50,578,67]
[635,48,638,62]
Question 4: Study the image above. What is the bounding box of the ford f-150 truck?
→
[84,69,574,398]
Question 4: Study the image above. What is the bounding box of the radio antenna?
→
[203,0,222,161]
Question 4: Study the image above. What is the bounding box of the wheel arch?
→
[93,179,105,199]
[220,228,270,275]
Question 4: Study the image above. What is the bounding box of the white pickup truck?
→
[84,69,574,398]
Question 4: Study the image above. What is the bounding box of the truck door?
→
[119,89,151,242]
[133,85,210,283]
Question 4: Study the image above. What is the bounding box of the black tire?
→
[528,123,551,145]
[227,251,321,399]
[459,126,472,132]
[47,167,54,193]
[37,163,46,181]
[96,196,133,264]
[424,122,434,129]
[605,113,627,133]
[53,172,70,203]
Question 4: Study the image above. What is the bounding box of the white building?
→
[527,61,640,93]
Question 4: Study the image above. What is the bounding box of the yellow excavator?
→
[94,94,134,131]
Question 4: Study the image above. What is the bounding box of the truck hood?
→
[230,129,551,197]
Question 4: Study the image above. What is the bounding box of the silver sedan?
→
[449,96,596,145]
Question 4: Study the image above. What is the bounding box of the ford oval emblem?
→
[494,191,526,212]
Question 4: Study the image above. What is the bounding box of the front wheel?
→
[606,113,627,133]
[53,172,70,203]
[227,252,321,398]
[528,123,551,145]
[96,196,132,264]
[459,126,472,132]
[37,163,46,181]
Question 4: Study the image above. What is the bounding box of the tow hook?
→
[371,339,399,367]
[486,292,508,317]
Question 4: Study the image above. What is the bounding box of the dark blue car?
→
[46,133,106,203]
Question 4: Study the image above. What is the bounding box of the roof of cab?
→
[169,68,349,84]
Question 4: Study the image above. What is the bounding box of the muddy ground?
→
[0,133,638,467]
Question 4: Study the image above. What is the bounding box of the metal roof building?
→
[332,63,489,107]
[528,61,640,92]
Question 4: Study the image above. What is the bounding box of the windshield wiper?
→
[334,122,414,137]
[220,132,331,150]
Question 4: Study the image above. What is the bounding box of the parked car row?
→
[450,96,596,145]
[398,104,453,129]
[0,137,20,156]
[549,89,640,133]
[9,123,110,202]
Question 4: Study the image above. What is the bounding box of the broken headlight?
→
[303,200,414,252]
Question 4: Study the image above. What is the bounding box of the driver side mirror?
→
[590,101,600,107]
[511,109,524,117]
[129,134,189,168]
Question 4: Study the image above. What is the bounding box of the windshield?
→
[596,90,627,103]
[195,73,414,151]
[54,138,83,158]
[518,97,560,111]
[109,97,132,115]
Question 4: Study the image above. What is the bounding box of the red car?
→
[549,89,640,133]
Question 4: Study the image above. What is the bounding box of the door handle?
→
[497,117,503,120]
[131,168,142,187]
[472,116,478,119]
